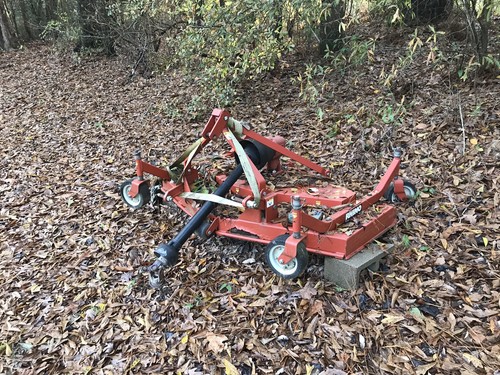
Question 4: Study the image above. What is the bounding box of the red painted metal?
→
[135,158,143,178]
[202,109,231,140]
[243,128,329,176]
[140,160,170,180]
[130,109,407,264]
[130,158,170,199]
[267,135,286,172]
[282,235,303,263]
[393,179,407,201]
[129,178,147,198]
[277,199,305,264]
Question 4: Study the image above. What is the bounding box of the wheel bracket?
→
[393,179,407,201]
[278,235,304,264]
[129,178,148,198]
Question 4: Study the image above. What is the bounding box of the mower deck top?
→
[223,176,357,207]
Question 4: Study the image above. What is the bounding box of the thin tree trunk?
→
[0,0,15,50]
[19,0,33,39]
[45,0,57,21]
[477,0,492,65]
[5,0,19,38]
[29,0,45,34]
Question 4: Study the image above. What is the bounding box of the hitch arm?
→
[228,118,329,176]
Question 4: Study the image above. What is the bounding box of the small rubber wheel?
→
[384,180,417,203]
[265,234,309,279]
[120,179,150,209]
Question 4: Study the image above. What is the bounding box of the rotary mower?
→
[120,109,416,283]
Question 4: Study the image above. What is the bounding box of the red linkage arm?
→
[242,128,329,176]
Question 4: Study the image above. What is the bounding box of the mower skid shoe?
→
[151,243,179,270]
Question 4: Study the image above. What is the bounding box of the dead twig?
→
[457,93,466,155]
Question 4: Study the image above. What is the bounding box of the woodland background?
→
[0,0,499,374]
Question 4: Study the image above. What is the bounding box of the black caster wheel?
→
[265,234,309,279]
[384,180,417,203]
[120,179,150,209]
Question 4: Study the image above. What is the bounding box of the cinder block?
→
[323,243,394,290]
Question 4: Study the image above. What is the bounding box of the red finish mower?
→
[120,109,416,284]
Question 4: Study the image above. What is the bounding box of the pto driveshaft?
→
[150,140,274,271]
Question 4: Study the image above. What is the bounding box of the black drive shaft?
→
[150,140,274,271]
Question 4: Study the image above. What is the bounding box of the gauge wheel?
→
[384,180,417,203]
[265,234,309,279]
[120,179,150,209]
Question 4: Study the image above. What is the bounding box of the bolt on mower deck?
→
[120,109,416,283]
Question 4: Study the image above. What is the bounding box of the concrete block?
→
[323,243,394,290]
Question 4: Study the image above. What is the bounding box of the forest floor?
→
[0,21,499,375]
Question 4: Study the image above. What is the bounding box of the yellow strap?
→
[223,128,261,207]
[168,137,204,183]
[227,117,251,138]
[170,137,204,169]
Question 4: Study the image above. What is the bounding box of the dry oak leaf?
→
[462,353,483,368]
[299,282,318,300]
[205,333,228,354]
[249,298,269,307]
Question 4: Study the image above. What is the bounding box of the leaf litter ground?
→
[0,29,499,375]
